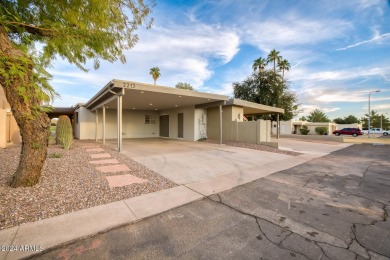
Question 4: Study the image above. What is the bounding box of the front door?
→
[178,113,184,138]
[159,115,169,137]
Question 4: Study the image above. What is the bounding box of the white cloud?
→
[337,32,390,51]
[49,21,241,106]
[242,13,351,51]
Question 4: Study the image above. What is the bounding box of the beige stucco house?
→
[75,80,284,151]
[0,86,21,148]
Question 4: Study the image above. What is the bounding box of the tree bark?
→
[0,26,50,187]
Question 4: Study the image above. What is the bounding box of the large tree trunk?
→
[0,26,50,187]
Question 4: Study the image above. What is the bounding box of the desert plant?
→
[299,125,310,135]
[48,152,62,158]
[56,115,73,149]
[315,127,328,135]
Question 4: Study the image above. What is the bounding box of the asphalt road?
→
[31,144,390,260]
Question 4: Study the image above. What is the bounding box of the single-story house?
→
[74,79,284,151]
[1,80,284,150]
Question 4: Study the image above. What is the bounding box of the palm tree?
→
[278,58,291,81]
[267,49,281,76]
[149,67,161,85]
[252,57,267,76]
[267,49,281,106]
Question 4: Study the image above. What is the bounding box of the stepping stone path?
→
[80,142,148,189]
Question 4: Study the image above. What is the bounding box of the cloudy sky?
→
[50,0,390,120]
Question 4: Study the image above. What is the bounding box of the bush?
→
[56,115,73,149]
[299,126,310,135]
[315,127,328,135]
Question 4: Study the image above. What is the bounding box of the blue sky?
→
[49,0,390,120]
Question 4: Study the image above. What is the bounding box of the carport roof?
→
[85,79,229,111]
[84,79,283,115]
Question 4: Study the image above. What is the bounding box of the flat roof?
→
[226,99,284,114]
[84,79,283,114]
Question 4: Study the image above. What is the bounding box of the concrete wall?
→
[0,109,6,148]
[207,105,244,140]
[207,105,271,144]
[231,119,271,144]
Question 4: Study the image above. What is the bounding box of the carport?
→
[82,80,284,152]
[84,80,228,151]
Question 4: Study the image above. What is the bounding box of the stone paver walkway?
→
[82,143,148,189]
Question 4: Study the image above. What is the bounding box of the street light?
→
[381,112,388,130]
[368,90,380,138]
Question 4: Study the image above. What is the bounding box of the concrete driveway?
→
[108,138,294,185]
[34,143,390,259]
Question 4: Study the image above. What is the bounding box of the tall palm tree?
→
[267,49,281,107]
[278,58,291,81]
[149,67,161,85]
[252,57,267,76]
[267,49,281,76]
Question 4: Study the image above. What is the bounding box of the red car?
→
[333,128,363,137]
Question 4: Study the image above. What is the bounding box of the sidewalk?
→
[0,141,349,260]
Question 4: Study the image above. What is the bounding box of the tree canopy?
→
[175,82,195,90]
[333,115,360,124]
[234,50,298,121]
[361,110,389,129]
[0,0,154,187]
[307,109,330,123]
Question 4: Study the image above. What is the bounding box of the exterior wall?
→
[75,107,160,140]
[336,123,363,130]
[207,105,244,140]
[207,105,271,144]
[194,108,207,140]
[272,120,293,135]
[0,109,6,148]
[230,119,271,144]
[0,86,21,148]
[160,105,195,141]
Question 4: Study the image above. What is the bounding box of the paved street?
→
[31,144,390,260]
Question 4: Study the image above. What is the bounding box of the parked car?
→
[362,128,387,135]
[383,130,389,136]
[333,128,363,137]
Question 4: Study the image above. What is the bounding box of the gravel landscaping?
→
[0,141,176,230]
[202,139,302,156]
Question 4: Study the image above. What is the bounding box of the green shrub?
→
[315,127,328,135]
[299,126,310,135]
[48,152,62,158]
[56,115,73,149]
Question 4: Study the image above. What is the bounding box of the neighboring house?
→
[0,86,21,148]
[271,120,363,135]
[75,80,284,151]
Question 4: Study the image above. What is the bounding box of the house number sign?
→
[122,82,136,88]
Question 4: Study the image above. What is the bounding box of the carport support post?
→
[117,95,123,152]
[219,105,223,144]
[102,105,106,145]
[277,113,280,140]
[95,110,98,142]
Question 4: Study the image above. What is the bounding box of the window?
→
[237,113,241,120]
[145,114,156,124]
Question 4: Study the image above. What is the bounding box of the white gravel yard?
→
[0,140,176,230]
